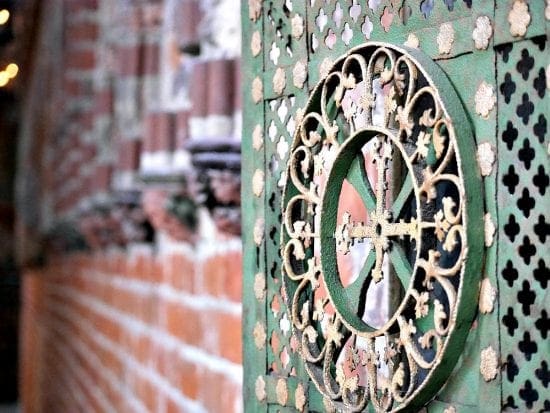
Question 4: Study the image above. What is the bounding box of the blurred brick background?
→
[10,0,244,412]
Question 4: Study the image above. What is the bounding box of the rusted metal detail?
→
[281,43,483,412]
[480,346,499,382]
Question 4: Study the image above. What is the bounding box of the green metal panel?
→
[242,1,548,411]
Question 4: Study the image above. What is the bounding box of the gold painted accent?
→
[252,169,264,197]
[437,23,454,54]
[273,67,286,96]
[475,81,496,119]
[480,346,499,382]
[255,375,266,401]
[484,213,496,248]
[253,218,264,246]
[477,142,496,177]
[293,61,307,89]
[276,378,288,406]
[508,0,531,37]
[295,383,306,412]
[251,31,262,57]
[248,0,262,22]
[479,277,496,314]
[291,14,304,39]
[404,33,419,49]
[252,77,263,104]
[253,322,266,349]
[252,124,263,151]
[254,272,266,300]
[473,16,493,50]
[319,58,334,79]
[443,407,456,413]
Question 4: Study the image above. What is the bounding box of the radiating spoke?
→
[347,154,376,211]
[390,172,414,218]
[389,242,413,288]
[346,249,376,314]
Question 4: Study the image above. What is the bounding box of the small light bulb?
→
[0,10,9,25]
[0,71,9,87]
[6,63,18,78]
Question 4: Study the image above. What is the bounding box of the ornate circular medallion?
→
[281,43,483,411]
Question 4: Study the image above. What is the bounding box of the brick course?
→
[21,242,243,413]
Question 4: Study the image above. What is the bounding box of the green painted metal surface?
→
[242,1,548,411]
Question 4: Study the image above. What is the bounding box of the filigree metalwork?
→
[281,43,482,412]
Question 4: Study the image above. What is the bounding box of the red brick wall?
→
[20,240,243,412]
[16,1,244,410]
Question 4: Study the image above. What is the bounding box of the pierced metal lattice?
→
[497,36,549,413]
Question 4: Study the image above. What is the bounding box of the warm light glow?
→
[0,71,9,87]
[0,9,9,25]
[6,63,18,78]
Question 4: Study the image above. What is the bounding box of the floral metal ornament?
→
[293,61,307,89]
[252,169,265,197]
[251,31,262,57]
[273,67,286,95]
[472,16,493,50]
[404,33,419,49]
[248,0,262,22]
[292,14,305,39]
[280,43,483,412]
[477,142,495,176]
[252,124,263,151]
[479,277,496,314]
[255,375,266,401]
[254,272,266,300]
[475,81,496,119]
[437,23,454,54]
[276,378,288,406]
[480,346,499,382]
[508,0,531,37]
[295,383,307,411]
[253,218,264,246]
[252,77,263,103]
[484,213,496,247]
[253,322,266,349]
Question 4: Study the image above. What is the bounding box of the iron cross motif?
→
[334,135,417,283]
